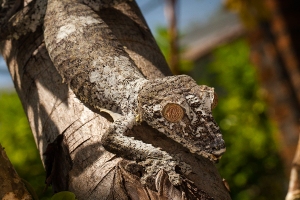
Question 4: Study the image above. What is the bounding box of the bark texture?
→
[0,0,230,199]
[286,138,300,200]
[0,144,33,200]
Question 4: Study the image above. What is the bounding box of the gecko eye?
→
[162,103,184,122]
[212,92,218,109]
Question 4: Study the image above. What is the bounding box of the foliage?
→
[224,0,270,28]
[0,92,52,199]
[51,191,76,200]
[190,39,285,200]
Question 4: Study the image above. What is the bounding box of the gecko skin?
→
[42,0,226,187]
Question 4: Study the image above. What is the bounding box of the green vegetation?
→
[225,0,270,28]
[51,191,76,200]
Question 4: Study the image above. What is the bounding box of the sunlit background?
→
[0,0,293,199]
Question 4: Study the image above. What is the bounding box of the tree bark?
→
[0,144,33,200]
[0,0,230,199]
[286,137,300,200]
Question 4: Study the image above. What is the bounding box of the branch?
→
[286,136,300,200]
[164,0,180,75]
[0,143,33,199]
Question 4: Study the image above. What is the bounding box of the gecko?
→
[43,0,226,187]
[2,0,226,187]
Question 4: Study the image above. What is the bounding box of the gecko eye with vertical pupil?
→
[162,103,184,122]
[212,92,218,109]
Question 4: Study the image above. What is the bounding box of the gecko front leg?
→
[101,114,182,187]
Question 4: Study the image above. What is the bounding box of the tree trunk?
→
[0,0,230,199]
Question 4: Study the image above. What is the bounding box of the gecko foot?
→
[138,152,182,189]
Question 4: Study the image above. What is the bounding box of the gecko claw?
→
[139,155,182,189]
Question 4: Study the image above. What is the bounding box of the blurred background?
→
[1,0,299,199]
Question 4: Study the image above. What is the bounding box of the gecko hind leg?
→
[101,114,182,188]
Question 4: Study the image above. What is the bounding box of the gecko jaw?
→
[212,147,226,158]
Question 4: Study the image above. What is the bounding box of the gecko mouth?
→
[196,147,226,162]
[212,148,226,159]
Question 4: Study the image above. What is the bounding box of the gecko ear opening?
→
[212,92,218,109]
[162,103,184,122]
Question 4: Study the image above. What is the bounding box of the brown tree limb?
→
[164,0,180,75]
[0,143,33,200]
[286,136,300,200]
[265,0,300,108]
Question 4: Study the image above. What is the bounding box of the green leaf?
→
[51,191,76,200]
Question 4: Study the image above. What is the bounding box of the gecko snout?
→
[212,148,226,157]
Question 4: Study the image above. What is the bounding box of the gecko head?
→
[138,75,226,162]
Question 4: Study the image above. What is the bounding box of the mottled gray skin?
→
[43,0,226,187]
[0,0,47,40]
[138,76,225,160]
[0,0,127,40]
